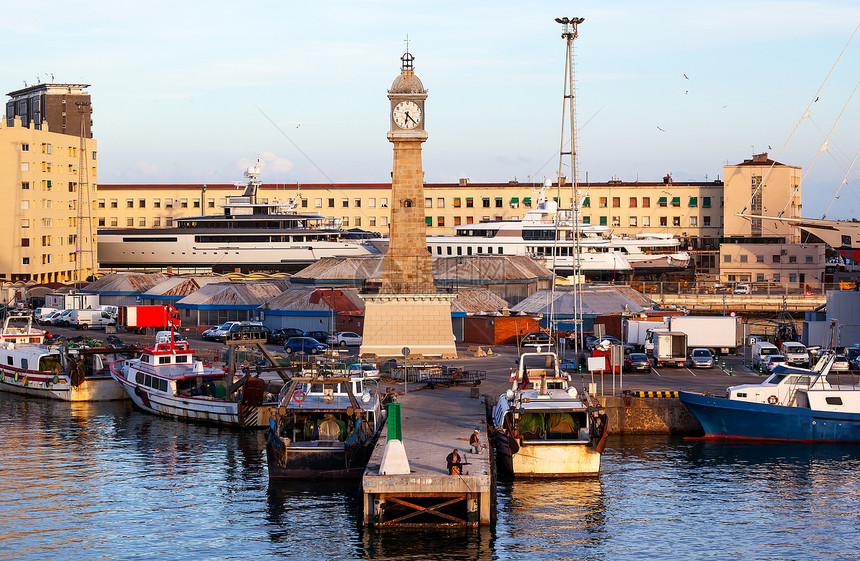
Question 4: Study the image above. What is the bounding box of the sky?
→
[6,0,860,220]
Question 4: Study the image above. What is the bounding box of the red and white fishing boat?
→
[0,313,128,401]
[109,330,279,428]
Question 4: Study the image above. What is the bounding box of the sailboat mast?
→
[556,16,585,354]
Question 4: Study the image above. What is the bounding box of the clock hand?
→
[405,111,416,124]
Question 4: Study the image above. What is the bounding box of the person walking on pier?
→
[446,449,464,475]
[469,429,482,454]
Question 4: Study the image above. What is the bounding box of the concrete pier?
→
[362,385,493,528]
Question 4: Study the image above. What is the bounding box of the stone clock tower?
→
[360,52,457,359]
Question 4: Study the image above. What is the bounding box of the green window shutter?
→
[582,216,590,224]
[599,216,607,225]
[703,197,711,208]
[657,197,667,206]
[671,197,681,207]
[582,196,590,207]
[425,216,432,226]
[689,197,698,207]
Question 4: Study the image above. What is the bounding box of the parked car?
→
[625,352,651,373]
[327,331,363,347]
[52,309,75,327]
[764,354,788,372]
[689,348,714,369]
[304,330,330,344]
[520,331,554,348]
[832,355,851,371]
[39,310,64,326]
[209,321,242,342]
[201,325,221,341]
[589,336,634,354]
[283,336,329,355]
[227,322,271,343]
[733,284,752,294]
[346,362,380,379]
[270,328,305,345]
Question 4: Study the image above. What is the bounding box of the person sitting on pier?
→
[446,448,464,475]
[469,429,482,454]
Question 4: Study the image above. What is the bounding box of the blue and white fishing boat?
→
[679,352,860,442]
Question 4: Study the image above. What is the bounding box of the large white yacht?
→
[97,159,378,273]
[371,188,691,279]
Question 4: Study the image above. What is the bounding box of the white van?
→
[70,309,117,330]
[34,307,61,321]
[752,341,780,369]
[780,341,809,367]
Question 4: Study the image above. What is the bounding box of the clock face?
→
[392,101,422,129]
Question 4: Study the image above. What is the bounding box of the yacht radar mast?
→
[555,16,585,354]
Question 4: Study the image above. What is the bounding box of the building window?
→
[672,216,680,227]
[805,255,814,263]
[354,199,361,208]
[756,255,764,263]
[97,218,105,227]
[438,198,445,208]
[642,197,650,208]
[612,216,620,227]
[139,199,146,208]
[22,257,29,266]
[21,238,29,247]
[789,255,797,263]
[582,197,590,208]
[381,198,389,208]
[126,218,134,227]
[22,219,30,228]
[339,198,347,208]
[658,197,667,207]
[437,217,445,227]
[354,217,361,227]
[126,199,134,208]
[482,198,490,208]
[21,200,29,210]
[689,197,698,207]
[193,199,201,208]
[690,216,698,227]
[612,197,620,208]
[703,216,711,226]
[425,198,432,208]
[315,198,323,208]
[773,255,780,263]
[773,273,781,282]
[369,217,376,227]
[110,217,117,227]
[724,254,732,263]
[629,216,638,227]
[642,216,650,226]
[739,255,748,263]
[21,162,29,171]
[702,197,711,208]
[582,216,590,224]
[22,181,30,190]
[425,216,432,226]
[660,217,668,227]
[599,216,608,226]
[671,197,680,207]
[97,199,105,208]
[790,274,797,283]
[139,218,146,227]
[153,218,161,227]
[165,198,173,208]
[757,273,765,282]
[495,197,503,208]
[21,143,29,152]
[153,199,161,208]
[599,197,608,208]
[629,197,637,208]
[180,199,188,208]
[208,199,215,208]
[466,217,473,224]
[454,217,461,226]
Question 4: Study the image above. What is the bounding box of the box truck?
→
[650,330,688,367]
[119,305,181,334]
[665,316,739,355]
[624,319,666,352]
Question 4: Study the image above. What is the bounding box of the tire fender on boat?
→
[767,395,778,405]
[293,390,306,403]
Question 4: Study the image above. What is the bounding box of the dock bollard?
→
[729,366,733,376]
[722,360,726,370]
[759,365,763,377]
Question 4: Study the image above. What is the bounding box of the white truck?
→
[624,319,666,352]
[665,315,739,355]
[649,330,688,368]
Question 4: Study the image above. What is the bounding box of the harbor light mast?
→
[555,16,585,354]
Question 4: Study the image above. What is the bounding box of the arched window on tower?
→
[403,199,413,208]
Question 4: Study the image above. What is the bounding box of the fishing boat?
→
[109,330,280,427]
[97,158,378,274]
[0,313,129,401]
[490,346,607,476]
[265,371,385,480]
[679,351,860,442]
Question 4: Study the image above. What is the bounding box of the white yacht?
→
[371,189,690,279]
[97,159,378,273]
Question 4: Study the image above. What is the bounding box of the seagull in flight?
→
[656,126,666,132]
[683,74,689,79]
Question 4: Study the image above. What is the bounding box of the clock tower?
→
[382,52,433,294]
[360,51,457,359]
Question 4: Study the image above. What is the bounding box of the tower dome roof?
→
[389,72,425,94]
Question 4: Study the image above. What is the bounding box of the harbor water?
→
[1,393,858,560]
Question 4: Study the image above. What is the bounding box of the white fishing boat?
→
[0,313,128,401]
[109,330,279,428]
[97,158,378,273]
[490,346,607,476]
[265,370,385,480]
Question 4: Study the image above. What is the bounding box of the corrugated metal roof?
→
[512,285,655,315]
[293,257,383,281]
[143,276,226,297]
[263,287,365,312]
[82,272,169,294]
[176,281,285,307]
[451,288,509,313]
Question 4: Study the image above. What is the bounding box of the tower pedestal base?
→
[360,293,458,358]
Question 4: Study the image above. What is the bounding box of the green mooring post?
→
[387,402,403,441]
[729,366,733,376]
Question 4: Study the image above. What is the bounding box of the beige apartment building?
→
[96,152,825,288]
[0,115,97,284]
